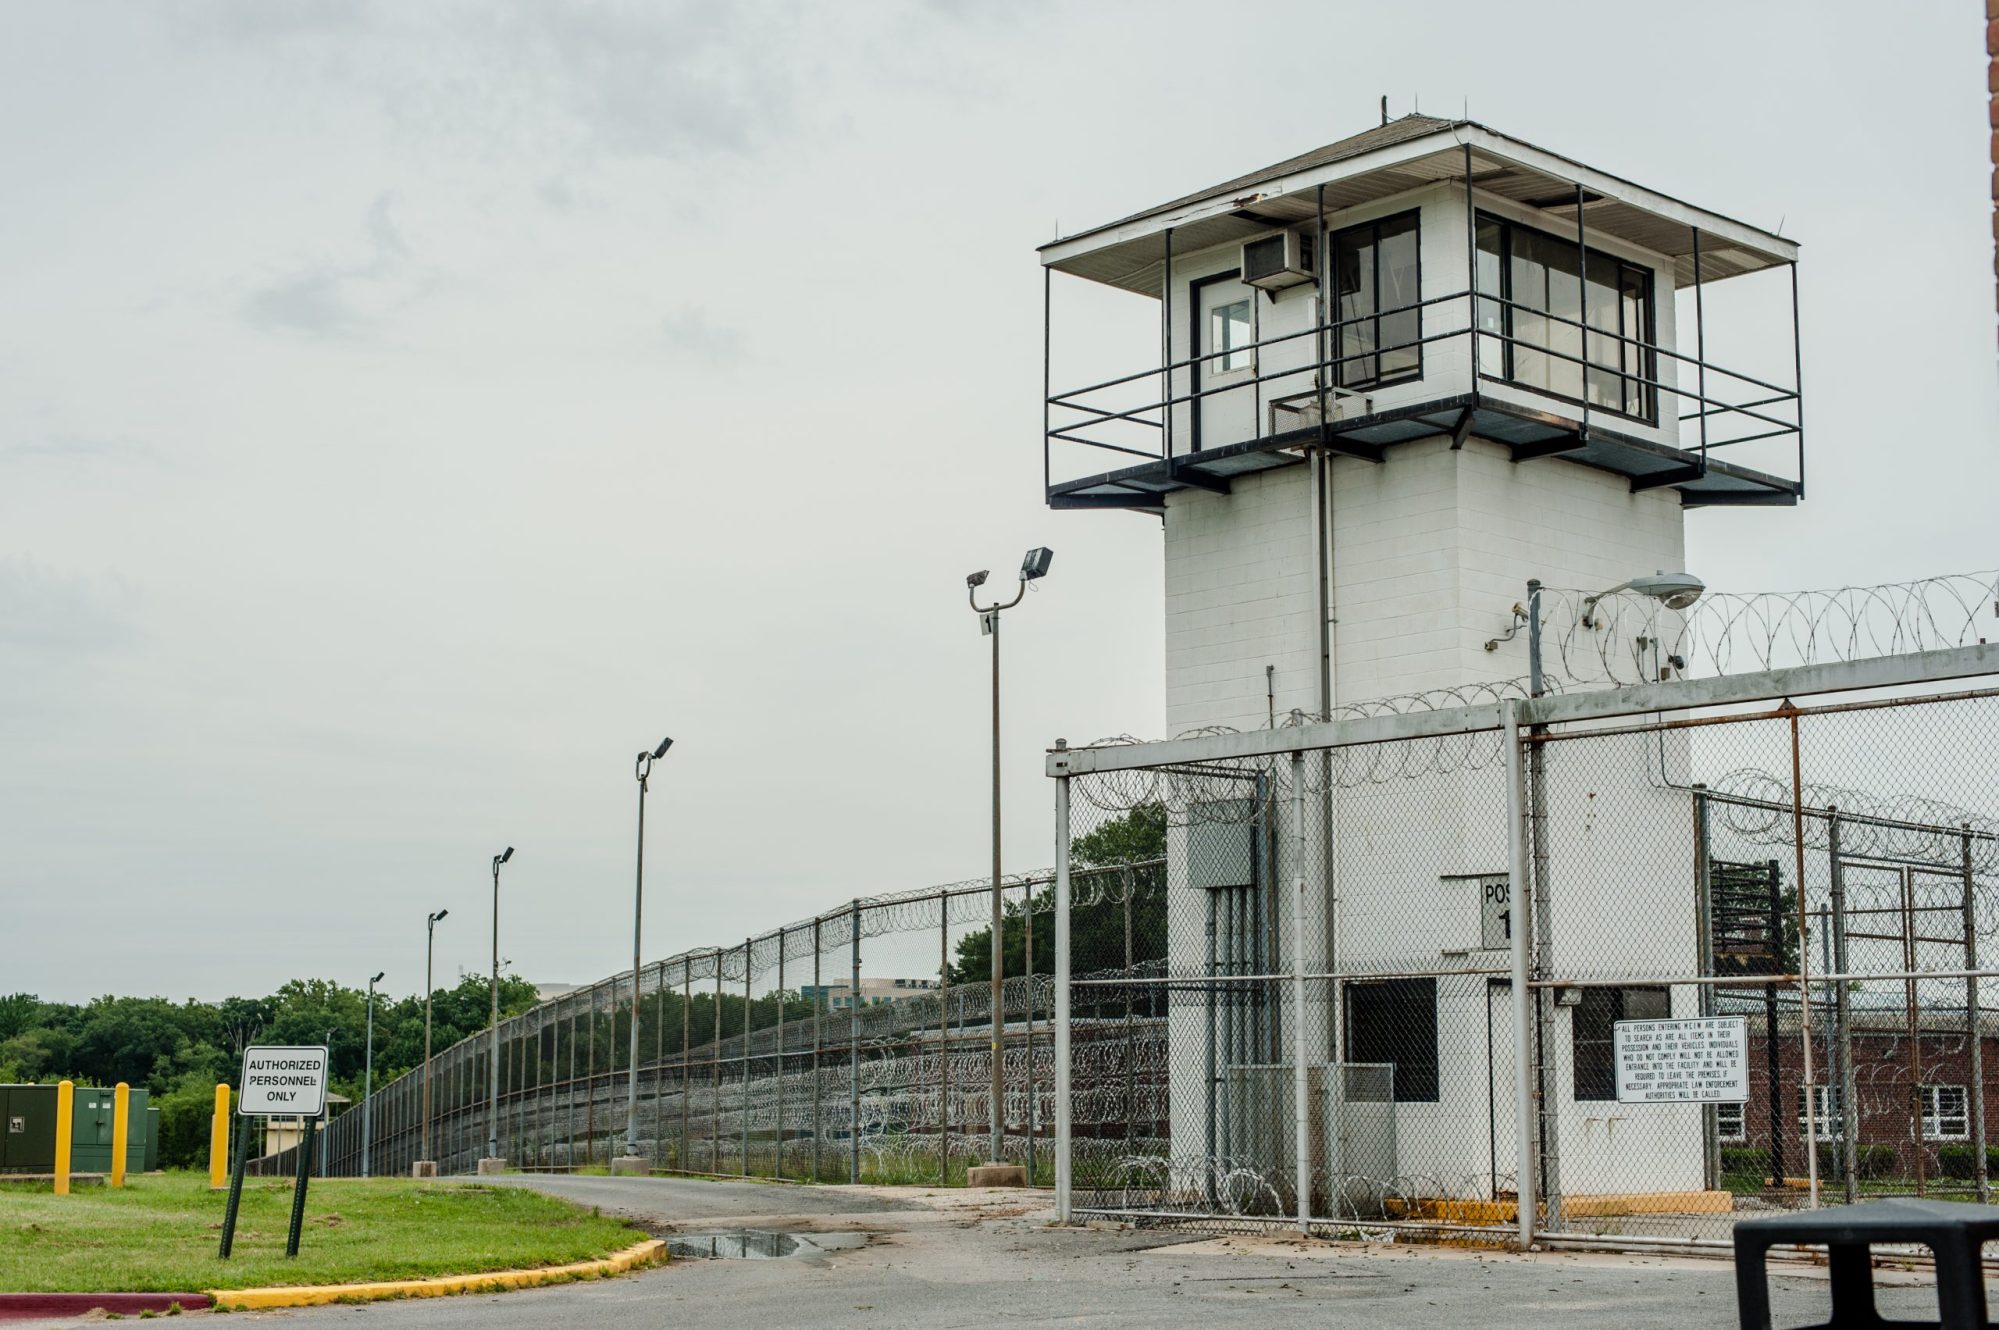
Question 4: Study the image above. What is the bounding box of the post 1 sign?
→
[238,1046,330,1117]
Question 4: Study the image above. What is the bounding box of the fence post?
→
[1024,875,1036,1183]
[776,929,786,1181]
[1054,769,1072,1222]
[1289,750,1310,1233]
[1829,811,1857,1202]
[712,952,723,1173]
[1964,825,1989,1204]
[812,917,823,1182]
[850,899,862,1184]
[743,938,753,1177]
[1786,709,1821,1206]
[940,892,952,1184]
[680,961,691,1171]
[1694,788,1719,1193]
[1503,698,1536,1251]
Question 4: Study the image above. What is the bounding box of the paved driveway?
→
[24,1175,1960,1329]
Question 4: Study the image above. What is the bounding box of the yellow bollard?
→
[53,1081,74,1196]
[209,1084,231,1190]
[111,1082,129,1189]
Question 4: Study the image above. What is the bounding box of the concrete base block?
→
[411,1160,438,1179]
[966,1163,1028,1188]
[475,1156,506,1175]
[610,1155,649,1176]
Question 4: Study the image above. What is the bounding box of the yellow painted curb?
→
[206,1238,665,1310]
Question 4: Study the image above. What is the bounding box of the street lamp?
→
[625,736,673,1164]
[362,970,385,1178]
[965,545,1053,1170]
[487,846,513,1166]
[419,909,447,1176]
[1486,572,1707,696]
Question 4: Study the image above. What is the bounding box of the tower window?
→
[1332,210,1422,391]
[1475,213,1656,423]
[1210,298,1253,374]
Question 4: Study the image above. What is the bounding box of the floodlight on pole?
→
[1582,570,1706,626]
[487,847,514,1165]
[420,908,447,1171]
[964,545,1054,1170]
[362,970,385,1177]
[627,735,674,1160]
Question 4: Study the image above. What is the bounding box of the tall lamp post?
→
[362,970,384,1178]
[1513,569,1702,1223]
[487,846,514,1168]
[418,908,447,1176]
[623,736,674,1166]
[965,545,1053,1170]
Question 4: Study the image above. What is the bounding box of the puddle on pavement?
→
[665,1228,865,1260]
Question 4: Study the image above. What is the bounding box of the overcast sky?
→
[3,1,1993,1006]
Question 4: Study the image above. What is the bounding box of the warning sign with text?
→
[1613,1017,1747,1105]
[238,1045,330,1117]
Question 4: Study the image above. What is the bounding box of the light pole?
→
[419,908,447,1174]
[362,970,384,1178]
[965,545,1053,1169]
[625,736,673,1163]
[1516,569,1701,1224]
[488,846,513,1166]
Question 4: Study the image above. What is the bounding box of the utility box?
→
[0,1086,58,1172]
[69,1087,116,1174]
[143,1105,160,1172]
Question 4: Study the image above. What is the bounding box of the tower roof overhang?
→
[1039,116,1798,295]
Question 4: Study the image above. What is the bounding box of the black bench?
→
[1735,1198,1999,1329]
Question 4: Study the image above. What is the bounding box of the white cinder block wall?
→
[1162,437,1686,735]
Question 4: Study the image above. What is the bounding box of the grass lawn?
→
[0,1171,646,1294]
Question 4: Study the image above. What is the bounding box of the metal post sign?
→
[1614,1016,1748,1104]
[220,1045,331,1262]
[238,1046,330,1116]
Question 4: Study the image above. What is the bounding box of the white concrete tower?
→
[1042,117,1806,1215]
[1041,116,1801,730]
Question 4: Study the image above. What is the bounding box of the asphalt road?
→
[29,1175,1963,1329]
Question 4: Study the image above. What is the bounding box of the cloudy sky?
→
[3,1,1992,1005]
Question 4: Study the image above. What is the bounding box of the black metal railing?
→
[1044,286,1803,491]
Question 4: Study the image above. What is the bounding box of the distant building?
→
[800,977,939,1011]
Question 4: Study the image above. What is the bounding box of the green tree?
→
[948,801,1169,984]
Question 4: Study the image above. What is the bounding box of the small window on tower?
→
[1210,299,1253,374]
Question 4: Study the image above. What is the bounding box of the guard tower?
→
[1042,117,1807,1218]
[1040,115,1802,732]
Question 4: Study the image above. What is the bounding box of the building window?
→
[1923,1085,1970,1141]
[1799,1084,1844,1141]
[1475,213,1656,423]
[1717,1101,1747,1143]
[1210,298,1254,374]
[1332,210,1421,391]
[1343,977,1438,1102]
[1571,986,1669,1101]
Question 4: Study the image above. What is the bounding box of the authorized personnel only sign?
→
[1613,1017,1748,1104]
[238,1045,330,1117]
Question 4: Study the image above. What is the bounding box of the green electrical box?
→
[0,1085,58,1172]
[143,1105,160,1172]
[0,1084,156,1174]
[69,1087,115,1174]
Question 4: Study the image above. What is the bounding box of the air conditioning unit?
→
[1240,231,1315,291]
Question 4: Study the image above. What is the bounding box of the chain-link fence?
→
[1048,650,1999,1249]
[254,869,1124,1185]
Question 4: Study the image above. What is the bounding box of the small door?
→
[1191,273,1258,451]
[1486,980,1516,1201]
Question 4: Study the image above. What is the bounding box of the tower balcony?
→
[1041,117,1803,514]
